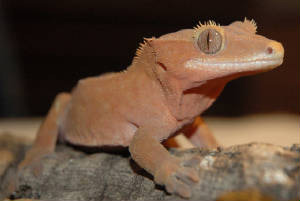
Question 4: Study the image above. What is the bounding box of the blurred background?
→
[0,0,299,146]
[0,0,299,117]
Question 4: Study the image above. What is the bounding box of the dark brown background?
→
[0,0,299,117]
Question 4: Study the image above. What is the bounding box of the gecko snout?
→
[265,41,284,58]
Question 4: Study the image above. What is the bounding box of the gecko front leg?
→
[129,127,199,198]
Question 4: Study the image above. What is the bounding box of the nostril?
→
[266,47,273,54]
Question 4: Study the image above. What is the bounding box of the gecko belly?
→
[58,92,137,147]
[59,111,137,147]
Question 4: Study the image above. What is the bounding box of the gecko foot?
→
[7,147,50,195]
[154,157,200,198]
[18,147,52,177]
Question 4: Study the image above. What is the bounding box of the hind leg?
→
[182,116,219,149]
[18,92,71,170]
[165,117,219,149]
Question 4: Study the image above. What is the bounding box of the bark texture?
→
[0,133,299,201]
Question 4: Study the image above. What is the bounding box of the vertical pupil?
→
[197,28,222,54]
[206,31,210,51]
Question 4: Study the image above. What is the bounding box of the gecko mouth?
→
[185,57,283,72]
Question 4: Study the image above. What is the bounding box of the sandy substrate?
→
[0,113,299,147]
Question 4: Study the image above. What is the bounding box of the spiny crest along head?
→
[133,37,155,64]
[229,18,257,34]
[193,20,220,30]
[243,17,257,33]
[193,18,257,39]
[131,19,283,83]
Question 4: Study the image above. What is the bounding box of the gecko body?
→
[20,19,284,198]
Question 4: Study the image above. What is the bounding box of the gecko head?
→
[146,19,284,86]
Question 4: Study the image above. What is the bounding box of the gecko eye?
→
[197,28,222,54]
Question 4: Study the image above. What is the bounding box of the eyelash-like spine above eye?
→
[193,20,220,36]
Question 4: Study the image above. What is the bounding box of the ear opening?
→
[157,62,167,71]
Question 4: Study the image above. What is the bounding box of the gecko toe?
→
[176,167,199,184]
[168,176,192,198]
[175,181,191,198]
[182,156,201,167]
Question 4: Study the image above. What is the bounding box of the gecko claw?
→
[182,156,201,168]
[154,157,199,198]
[167,177,191,198]
[176,167,199,184]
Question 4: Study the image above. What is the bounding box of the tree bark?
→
[0,133,299,201]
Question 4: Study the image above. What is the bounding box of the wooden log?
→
[0,133,299,201]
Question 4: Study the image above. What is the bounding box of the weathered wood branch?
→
[0,133,299,201]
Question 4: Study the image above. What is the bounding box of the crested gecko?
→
[19,19,284,198]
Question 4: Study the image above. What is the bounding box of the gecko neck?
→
[155,75,227,121]
[128,43,227,121]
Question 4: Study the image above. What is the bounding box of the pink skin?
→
[19,19,284,198]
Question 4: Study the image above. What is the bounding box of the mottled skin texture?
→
[19,19,284,198]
